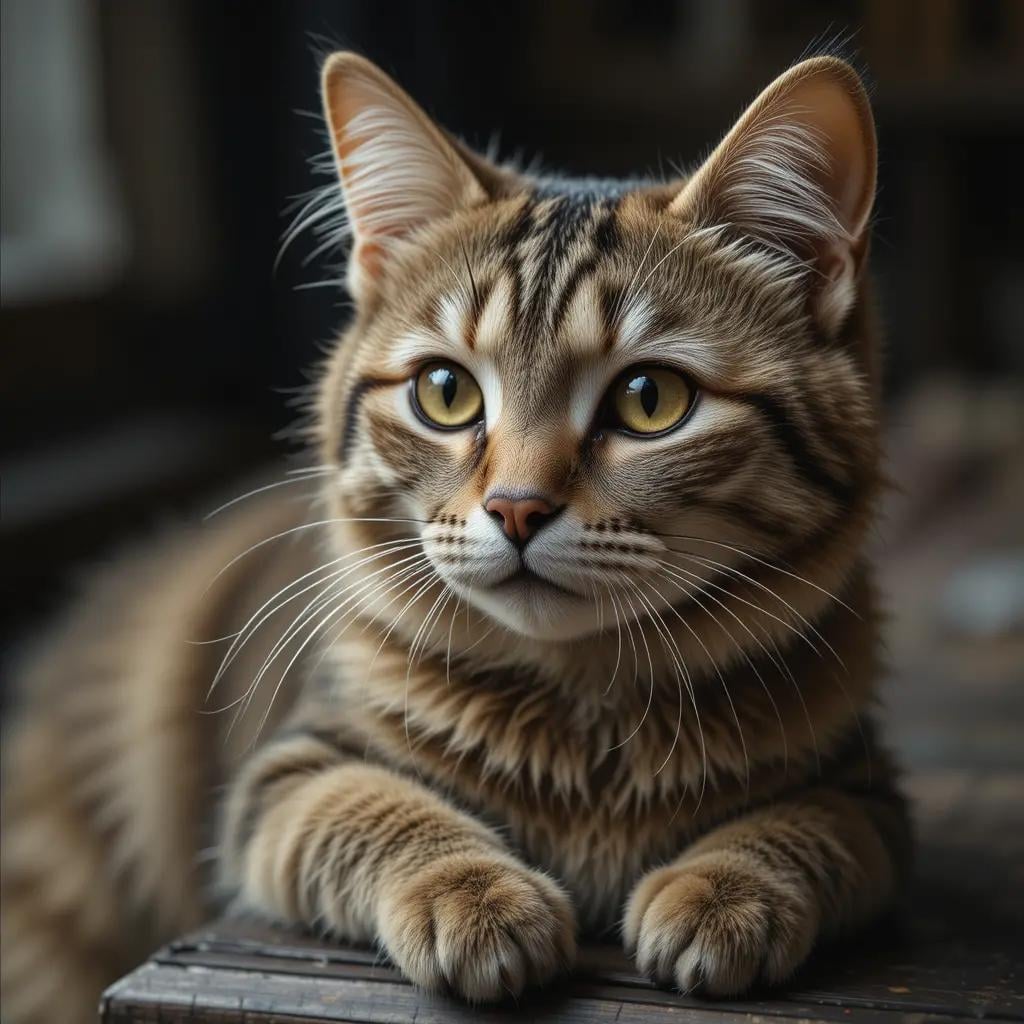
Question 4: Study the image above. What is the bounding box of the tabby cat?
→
[1,52,910,1022]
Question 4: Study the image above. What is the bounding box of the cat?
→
[1,51,911,1022]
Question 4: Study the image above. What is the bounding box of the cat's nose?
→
[484,494,560,548]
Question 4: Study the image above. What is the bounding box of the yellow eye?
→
[610,365,694,435]
[413,361,484,429]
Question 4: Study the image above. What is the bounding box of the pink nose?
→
[484,495,558,546]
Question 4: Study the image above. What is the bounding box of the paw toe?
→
[625,857,816,998]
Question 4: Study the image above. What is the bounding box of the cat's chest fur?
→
[320,635,780,932]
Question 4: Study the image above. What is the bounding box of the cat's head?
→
[314,53,880,643]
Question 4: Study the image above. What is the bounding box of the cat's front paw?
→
[377,851,576,1002]
[624,853,817,996]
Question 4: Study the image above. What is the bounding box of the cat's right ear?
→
[670,57,877,338]
[322,53,494,302]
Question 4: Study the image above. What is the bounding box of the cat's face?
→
[316,54,880,642]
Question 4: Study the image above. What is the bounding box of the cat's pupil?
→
[629,375,659,418]
[430,367,458,408]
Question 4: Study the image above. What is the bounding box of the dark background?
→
[2,0,1022,704]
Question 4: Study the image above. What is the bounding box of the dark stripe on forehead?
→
[741,392,854,507]
[599,282,625,352]
[339,374,404,465]
[463,276,494,352]
[549,203,620,336]
[530,195,605,325]
[549,255,598,335]
[503,195,538,250]
[501,197,537,325]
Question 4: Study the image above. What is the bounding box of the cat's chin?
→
[458,578,602,642]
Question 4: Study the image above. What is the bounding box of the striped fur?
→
[1,54,909,1018]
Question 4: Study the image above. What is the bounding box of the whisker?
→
[632,234,693,298]
[203,469,333,521]
[248,556,434,741]
[206,538,423,697]
[444,593,461,687]
[305,556,437,681]
[207,552,428,719]
[658,550,822,657]
[607,586,656,751]
[655,531,860,618]
[628,572,749,795]
[652,566,790,773]
[657,559,817,770]
[677,549,847,672]
[204,516,429,593]
[408,584,454,671]
[600,583,624,696]
[618,576,695,780]
[365,565,444,682]
[611,220,664,328]
[617,575,707,807]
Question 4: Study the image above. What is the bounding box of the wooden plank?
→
[151,933,1024,1021]
[101,960,983,1024]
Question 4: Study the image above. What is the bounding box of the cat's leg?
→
[219,728,576,1001]
[624,785,911,996]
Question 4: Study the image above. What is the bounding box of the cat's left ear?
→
[670,57,877,337]
[322,53,508,302]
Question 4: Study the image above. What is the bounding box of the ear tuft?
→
[321,53,488,300]
[671,57,877,336]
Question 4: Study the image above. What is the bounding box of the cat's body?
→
[2,54,910,1022]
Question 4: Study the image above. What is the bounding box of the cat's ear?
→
[670,57,877,336]
[321,53,492,301]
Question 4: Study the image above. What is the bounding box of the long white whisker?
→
[659,550,822,656]
[248,556,434,741]
[653,566,790,772]
[408,584,453,672]
[206,538,423,696]
[209,553,428,720]
[306,557,437,683]
[619,576,696,782]
[204,516,429,593]
[659,559,814,743]
[444,594,461,687]
[630,572,748,795]
[659,532,860,617]
[600,583,624,696]
[679,550,846,672]
[203,469,333,521]
[612,221,664,327]
[365,566,444,680]
[633,234,693,298]
[607,586,656,751]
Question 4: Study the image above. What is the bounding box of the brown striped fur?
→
[2,53,910,1019]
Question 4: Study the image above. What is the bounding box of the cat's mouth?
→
[494,567,579,598]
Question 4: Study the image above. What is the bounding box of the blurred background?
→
[2,0,1022,759]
